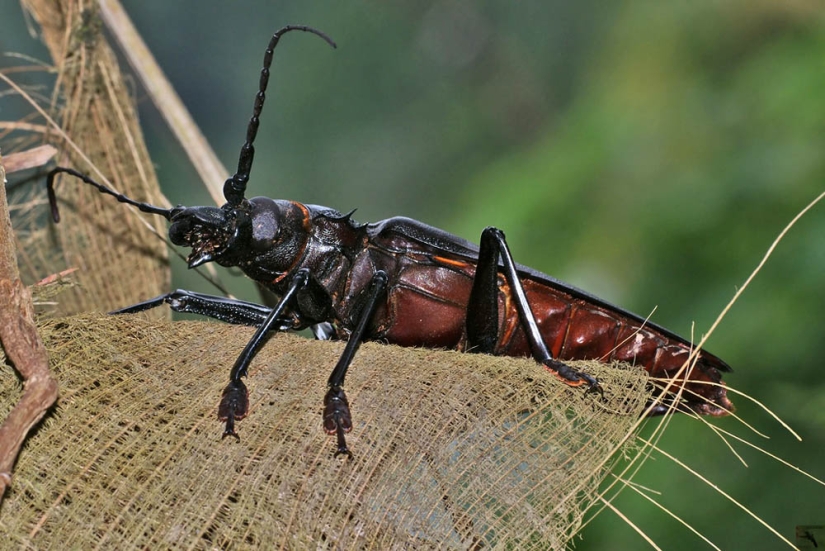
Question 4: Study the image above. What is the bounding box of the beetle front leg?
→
[218,269,310,439]
[322,271,388,458]
[466,227,602,394]
[113,289,290,328]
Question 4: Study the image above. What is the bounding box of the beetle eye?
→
[249,201,280,250]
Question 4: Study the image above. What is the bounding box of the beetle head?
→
[168,205,238,268]
[169,198,266,269]
[168,197,306,276]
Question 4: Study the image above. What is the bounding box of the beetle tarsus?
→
[583,376,605,398]
[334,426,353,459]
[323,386,353,458]
[218,380,249,440]
[543,358,603,396]
[222,424,241,441]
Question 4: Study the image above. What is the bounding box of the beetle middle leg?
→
[322,271,388,458]
[466,227,602,394]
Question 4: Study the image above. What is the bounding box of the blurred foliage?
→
[2,0,824,549]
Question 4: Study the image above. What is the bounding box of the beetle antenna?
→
[47,167,173,223]
[223,25,337,206]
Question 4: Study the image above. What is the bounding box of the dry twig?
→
[0,153,59,504]
[1,145,57,174]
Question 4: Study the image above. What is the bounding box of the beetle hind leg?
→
[466,227,602,395]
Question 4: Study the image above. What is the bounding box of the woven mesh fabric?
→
[9,1,169,317]
[0,314,649,549]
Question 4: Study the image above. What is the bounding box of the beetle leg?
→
[466,229,502,355]
[113,289,290,327]
[115,292,338,341]
[467,227,602,395]
[218,269,310,439]
[323,270,388,458]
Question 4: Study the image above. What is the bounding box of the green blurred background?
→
[2,1,824,548]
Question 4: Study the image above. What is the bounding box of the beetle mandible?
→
[47,25,733,457]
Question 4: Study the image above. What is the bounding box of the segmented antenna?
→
[47,167,173,222]
[222,25,337,206]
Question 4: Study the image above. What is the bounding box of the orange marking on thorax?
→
[270,201,312,285]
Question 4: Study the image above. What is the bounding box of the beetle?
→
[47,25,733,457]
